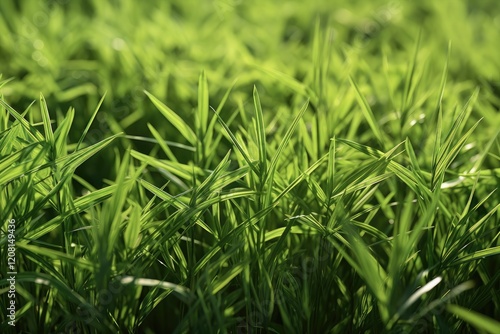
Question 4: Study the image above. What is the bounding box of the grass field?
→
[1,0,499,333]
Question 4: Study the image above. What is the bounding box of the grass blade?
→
[253,86,267,177]
[76,92,106,151]
[39,94,54,146]
[447,304,500,334]
[145,90,197,145]
[349,76,385,149]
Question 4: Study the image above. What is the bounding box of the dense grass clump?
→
[1,0,499,333]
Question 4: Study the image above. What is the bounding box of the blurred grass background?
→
[1,0,499,149]
[1,0,499,193]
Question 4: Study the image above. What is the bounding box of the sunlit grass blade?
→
[22,182,128,239]
[76,92,106,151]
[147,123,178,162]
[469,129,499,174]
[53,107,74,158]
[344,223,389,322]
[447,304,500,334]
[39,94,54,146]
[120,276,194,304]
[60,133,122,173]
[326,137,336,202]
[451,245,500,266]
[264,99,308,205]
[13,272,95,309]
[131,150,203,181]
[197,71,209,134]
[212,107,259,175]
[389,276,442,328]
[124,201,142,250]
[432,88,480,188]
[253,86,267,177]
[211,263,246,294]
[196,71,209,162]
[0,99,43,142]
[205,79,237,167]
[349,76,385,148]
[0,76,14,89]
[434,118,481,190]
[405,138,425,185]
[145,90,197,145]
[17,243,93,270]
[0,142,41,184]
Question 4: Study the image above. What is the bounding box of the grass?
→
[1,0,500,333]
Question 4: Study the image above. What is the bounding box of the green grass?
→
[1,0,500,333]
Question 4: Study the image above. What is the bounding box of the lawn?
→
[1,0,499,333]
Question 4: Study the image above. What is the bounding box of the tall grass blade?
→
[349,76,385,148]
[76,92,106,151]
[447,304,500,333]
[145,91,197,145]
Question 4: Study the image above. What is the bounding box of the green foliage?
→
[1,0,500,333]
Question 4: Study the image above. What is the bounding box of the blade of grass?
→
[53,107,74,158]
[196,71,209,162]
[212,262,247,294]
[212,107,259,175]
[75,92,106,151]
[39,94,54,147]
[145,90,197,145]
[264,99,309,205]
[349,76,385,149]
[0,99,43,142]
[253,86,267,178]
[447,304,500,334]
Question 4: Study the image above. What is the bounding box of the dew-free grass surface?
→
[1,0,499,333]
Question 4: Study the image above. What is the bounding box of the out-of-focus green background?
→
[2,0,499,185]
[1,0,499,125]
